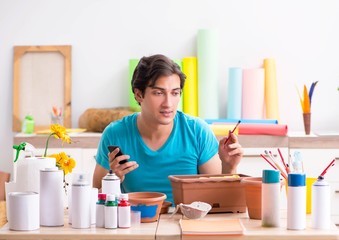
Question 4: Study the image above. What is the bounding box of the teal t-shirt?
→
[96,111,218,204]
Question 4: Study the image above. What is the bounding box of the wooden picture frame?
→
[12,45,72,132]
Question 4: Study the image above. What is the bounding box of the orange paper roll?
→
[182,57,198,116]
[264,58,280,120]
[238,124,288,136]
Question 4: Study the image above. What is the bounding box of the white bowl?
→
[178,201,212,219]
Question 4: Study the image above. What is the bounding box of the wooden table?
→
[1,201,338,240]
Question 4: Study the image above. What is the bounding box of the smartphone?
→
[108,145,128,164]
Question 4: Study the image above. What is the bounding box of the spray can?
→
[40,167,64,226]
[102,171,121,196]
[71,173,91,229]
[118,193,131,228]
[287,173,306,230]
[311,177,331,229]
[105,194,118,229]
[262,169,280,227]
[96,193,106,228]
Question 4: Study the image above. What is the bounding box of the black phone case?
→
[108,145,127,164]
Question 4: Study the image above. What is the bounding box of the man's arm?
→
[92,163,108,191]
[198,153,222,174]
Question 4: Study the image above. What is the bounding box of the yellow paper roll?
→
[264,58,280,120]
[210,124,239,136]
[182,57,198,116]
[173,59,183,112]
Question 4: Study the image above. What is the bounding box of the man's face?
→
[137,74,181,125]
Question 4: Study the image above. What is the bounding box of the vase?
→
[303,113,311,135]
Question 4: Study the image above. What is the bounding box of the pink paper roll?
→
[242,69,265,119]
[238,124,288,136]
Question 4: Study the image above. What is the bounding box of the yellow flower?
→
[49,152,76,175]
[44,124,72,157]
[50,124,71,143]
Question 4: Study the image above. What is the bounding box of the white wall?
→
[1,0,339,173]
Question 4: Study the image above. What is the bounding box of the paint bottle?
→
[105,194,118,229]
[71,173,91,229]
[311,177,331,229]
[96,193,106,228]
[287,173,306,230]
[102,171,121,196]
[262,169,280,227]
[118,193,131,228]
[40,167,64,226]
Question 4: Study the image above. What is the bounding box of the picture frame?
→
[12,45,72,132]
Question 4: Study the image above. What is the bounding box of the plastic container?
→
[96,193,106,228]
[287,173,306,230]
[262,169,280,227]
[118,193,131,228]
[105,194,118,229]
[40,167,64,226]
[311,177,331,229]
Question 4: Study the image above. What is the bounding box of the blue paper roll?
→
[227,68,242,119]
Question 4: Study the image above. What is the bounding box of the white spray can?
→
[311,177,331,229]
[71,173,91,229]
[102,170,121,196]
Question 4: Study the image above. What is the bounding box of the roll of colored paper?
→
[129,59,141,112]
[173,59,183,112]
[197,29,219,119]
[264,58,280,120]
[182,57,198,116]
[242,68,265,119]
[205,119,278,124]
[227,68,242,119]
[210,124,239,136]
[238,123,288,136]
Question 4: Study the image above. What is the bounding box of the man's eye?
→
[154,91,163,96]
[172,92,181,97]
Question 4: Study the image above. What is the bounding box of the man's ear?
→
[134,89,143,103]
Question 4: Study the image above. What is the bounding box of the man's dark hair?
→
[131,54,186,98]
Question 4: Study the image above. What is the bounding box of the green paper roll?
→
[129,59,141,112]
[197,29,219,119]
[182,57,198,116]
[173,59,183,112]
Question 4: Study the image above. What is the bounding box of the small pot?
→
[240,177,285,220]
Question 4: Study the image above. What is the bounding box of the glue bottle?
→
[118,193,131,228]
[105,194,118,229]
[287,173,306,230]
[311,177,331,229]
[262,169,280,227]
[96,193,106,228]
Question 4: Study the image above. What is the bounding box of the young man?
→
[93,54,243,203]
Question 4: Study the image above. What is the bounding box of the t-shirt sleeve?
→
[196,119,219,166]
